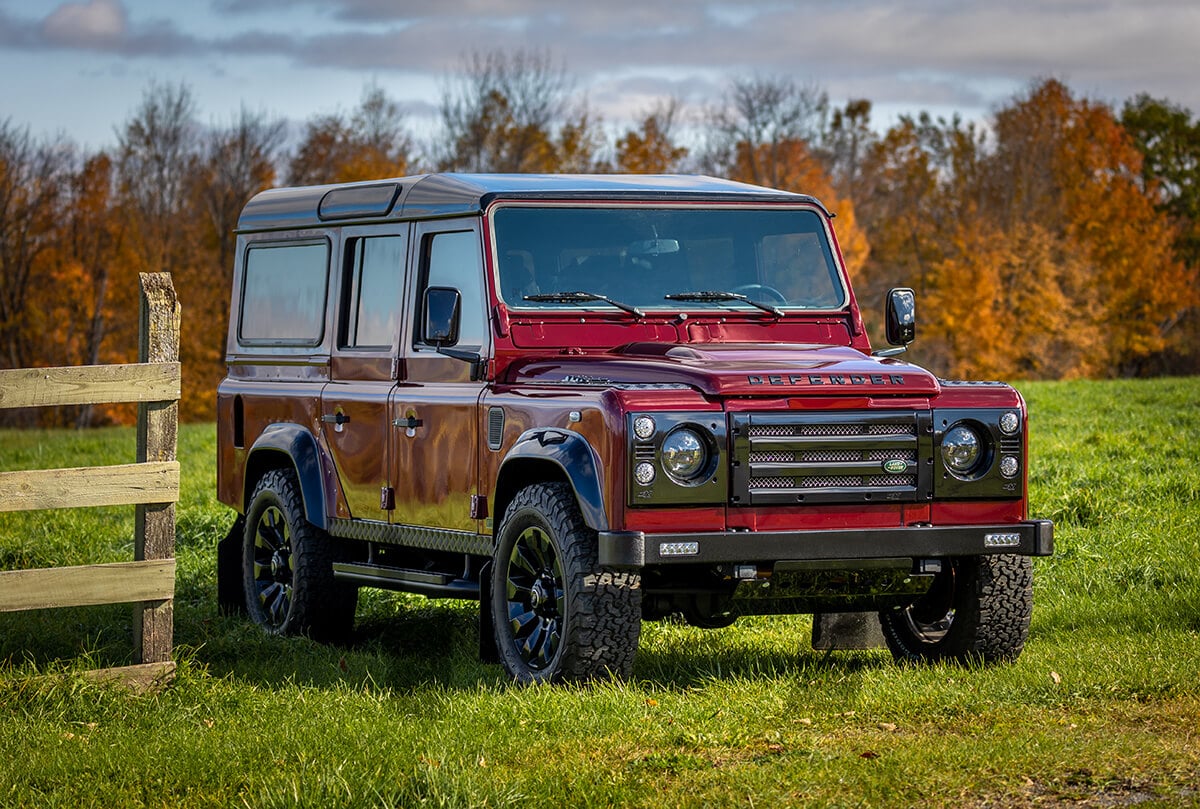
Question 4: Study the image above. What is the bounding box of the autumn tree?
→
[287,85,413,185]
[699,76,828,186]
[990,80,1196,374]
[0,120,69,374]
[818,99,877,202]
[197,107,284,275]
[615,99,688,173]
[437,49,604,173]
[1121,94,1200,372]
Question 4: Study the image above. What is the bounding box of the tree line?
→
[2,50,1197,424]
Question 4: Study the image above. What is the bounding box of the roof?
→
[236,173,829,233]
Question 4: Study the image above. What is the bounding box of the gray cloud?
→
[7,0,1200,127]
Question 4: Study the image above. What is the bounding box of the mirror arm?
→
[872,346,908,358]
[435,345,485,381]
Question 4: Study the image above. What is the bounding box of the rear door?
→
[319,226,409,521]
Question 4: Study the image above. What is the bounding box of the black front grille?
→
[732,411,931,505]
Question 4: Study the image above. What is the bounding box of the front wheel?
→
[879,554,1032,664]
[491,482,641,683]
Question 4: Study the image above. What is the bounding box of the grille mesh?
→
[739,414,921,500]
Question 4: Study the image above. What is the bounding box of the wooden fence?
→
[0,273,180,687]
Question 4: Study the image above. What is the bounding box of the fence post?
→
[133,272,179,665]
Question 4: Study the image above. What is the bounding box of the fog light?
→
[634,461,656,485]
[1000,455,1019,478]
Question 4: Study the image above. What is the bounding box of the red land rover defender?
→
[216,174,1053,682]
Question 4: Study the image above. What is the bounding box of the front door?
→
[320,229,408,521]
[391,221,488,532]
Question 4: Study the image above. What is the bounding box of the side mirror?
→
[423,286,461,346]
[885,287,916,346]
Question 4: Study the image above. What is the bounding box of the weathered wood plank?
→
[135,272,180,665]
[80,661,177,694]
[0,461,179,512]
[0,362,180,410]
[0,560,175,612]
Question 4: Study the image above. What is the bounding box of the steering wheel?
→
[731,284,788,305]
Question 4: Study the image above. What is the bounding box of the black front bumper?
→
[598,519,1054,569]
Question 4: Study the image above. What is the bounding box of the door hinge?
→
[380,486,395,511]
[392,415,423,429]
[470,494,488,520]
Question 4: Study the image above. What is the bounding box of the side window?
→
[239,241,329,345]
[340,235,405,349]
[418,230,485,349]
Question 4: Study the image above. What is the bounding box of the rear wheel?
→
[242,468,357,641]
[880,555,1032,664]
[491,482,641,683]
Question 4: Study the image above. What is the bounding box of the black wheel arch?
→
[244,423,336,530]
[494,429,609,533]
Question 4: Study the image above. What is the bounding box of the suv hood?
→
[508,342,940,396]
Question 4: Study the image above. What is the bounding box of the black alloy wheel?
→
[241,468,357,641]
[503,524,567,672]
[249,502,294,630]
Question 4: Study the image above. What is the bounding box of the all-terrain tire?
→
[491,482,642,683]
[879,554,1032,664]
[242,468,357,642]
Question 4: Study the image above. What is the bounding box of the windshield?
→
[491,205,847,313]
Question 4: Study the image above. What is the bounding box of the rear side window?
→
[340,235,405,349]
[239,241,329,345]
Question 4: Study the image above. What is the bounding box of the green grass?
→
[2,378,1199,807]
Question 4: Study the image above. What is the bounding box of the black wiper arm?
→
[525,291,644,318]
[664,291,783,318]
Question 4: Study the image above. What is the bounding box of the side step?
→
[332,562,480,600]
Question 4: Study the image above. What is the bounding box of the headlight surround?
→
[941,423,983,475]
[627,413,727,505]
[661,427,708,482]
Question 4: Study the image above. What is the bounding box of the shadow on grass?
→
[0,573,921,695]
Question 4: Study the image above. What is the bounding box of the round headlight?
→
[1000,455,1019,478]
[661,428,708,481]
[634,461,656,486]
[941,424,983,474]
[999,411,1020,435]
[633,415,656,441]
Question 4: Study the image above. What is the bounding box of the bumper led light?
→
[659,541,699,557]
[984,532,1021,548]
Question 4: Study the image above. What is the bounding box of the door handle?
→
[321,413,351,425]
[392,415,423,429]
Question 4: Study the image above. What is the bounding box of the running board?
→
[332,562,480,600]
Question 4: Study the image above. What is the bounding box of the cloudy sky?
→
[2,0,1198,152]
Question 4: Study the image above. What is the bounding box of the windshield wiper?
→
[664,291,784,318]
[524,291,644,318]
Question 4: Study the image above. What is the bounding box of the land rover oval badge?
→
[883,459,908,474]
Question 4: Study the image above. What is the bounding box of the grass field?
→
[1,377,1198,807]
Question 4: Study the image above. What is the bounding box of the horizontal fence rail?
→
[0,461,179,512]
[0,362,180,409]
[0,272,180,686]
